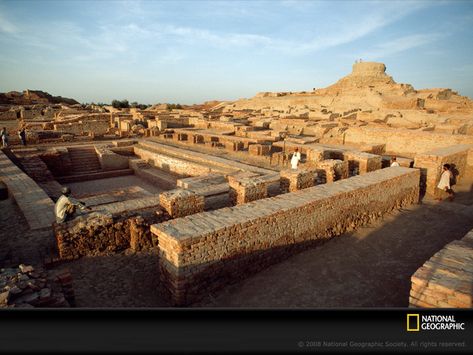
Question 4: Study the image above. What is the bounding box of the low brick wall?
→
[280,168,316,192]
[343,151,382,175]
[135,140,273,176]
[344,126,473,157]
[95,145,129,171]
[409,229,473,308]
[53,197,168,259]
[414,144,471,196]
[151,167,420,305]
[54,210,167,259]
[316,159,349,183]
[159,189,205,218]
[0,151,55,230]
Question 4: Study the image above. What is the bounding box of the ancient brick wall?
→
[344,126,473,157]
[316,159,349,183]
[134,140,273,176]
[343,151,382,175]
[95,145,129,171]
[53,120,109,135]
[280,168,316,192]
[159,189,205,218]
[409,229,473,308]
[228,176,268,205]
[53,201,168,259]
[152,167,420,305]
[414,144,471,196]
[40,148,74,177]
[134,145,221,176]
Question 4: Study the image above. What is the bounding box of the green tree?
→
[112,99,130,109]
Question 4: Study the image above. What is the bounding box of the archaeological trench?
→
[0,62,472,308]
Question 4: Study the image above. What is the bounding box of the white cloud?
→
[355,33,444,60]
[0,11,17,33]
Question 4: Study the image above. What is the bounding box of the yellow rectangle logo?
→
[407,314,420,331]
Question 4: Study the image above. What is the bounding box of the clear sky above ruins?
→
[0,0,472,104]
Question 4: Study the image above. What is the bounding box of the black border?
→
[0,308,472,353]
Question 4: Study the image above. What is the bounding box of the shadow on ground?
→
[192,187,473,308]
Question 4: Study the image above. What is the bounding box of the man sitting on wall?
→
[54,187,91,223]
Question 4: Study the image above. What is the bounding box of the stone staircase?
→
[67,146,102,174]
[15,153,63,201]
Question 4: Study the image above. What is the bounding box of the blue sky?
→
[0,0,472,104]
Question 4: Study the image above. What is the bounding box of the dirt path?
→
[54,251,168,307]
[195,196,473,308]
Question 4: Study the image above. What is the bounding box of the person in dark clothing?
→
[19,128,26,146]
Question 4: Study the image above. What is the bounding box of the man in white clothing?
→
[436,164,455,201]
[55,187,90,223]
[291,148,301,170]
[390,156,400,167]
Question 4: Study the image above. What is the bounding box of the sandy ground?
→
[67,175,164,196]
[0,197,55,267]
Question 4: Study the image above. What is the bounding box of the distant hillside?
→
[0,90,79,105]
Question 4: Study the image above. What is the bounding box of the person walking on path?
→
[436,164,455,201]
[19,127,27,146]
[291,148,301,170]
[1,127,8,148]
[54,187,91,223]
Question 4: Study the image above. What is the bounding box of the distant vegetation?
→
[111,99,130,109]
[166,103,183,110]
[111,99,150,109]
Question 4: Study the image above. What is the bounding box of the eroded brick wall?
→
[409,229,473,308]
[152,167,420,305]
[54,208,168,259]
[344,126,473,156]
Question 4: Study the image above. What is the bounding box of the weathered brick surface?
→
[134,140,272,176]
[151,167,420,305]
[248,143,271,156]
[177,174,227,189]
[409,229,473,308]
[95,145,129,171]
[414,144,471,196]
[159,189,205,218]
[54,207,167,259]
[228,175,268,205]
[306,147,325,163]
[280,168,316,192]
[344,151,382,175]
[0,151,55,230]
[344,126,473,156]
[316,159,349,183]
[129,159,179,190]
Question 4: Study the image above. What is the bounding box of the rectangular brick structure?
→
[316,159,349,183]
[159,189,205,218]
[248,143,271,156]
[343,151,382,175]
[280,168,316,192]
[228,175,269,205]
[151,167,420,305]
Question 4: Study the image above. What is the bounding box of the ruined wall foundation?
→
[152,167,420,305]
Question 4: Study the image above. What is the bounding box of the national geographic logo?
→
[407,314,465,331]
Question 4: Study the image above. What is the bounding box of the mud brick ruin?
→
[1,62,472,308]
